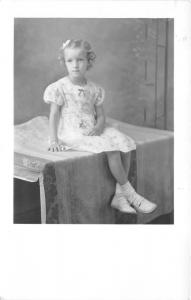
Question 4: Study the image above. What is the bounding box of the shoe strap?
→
[126,190,142,207]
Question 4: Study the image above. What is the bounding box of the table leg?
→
[39,174,46,224]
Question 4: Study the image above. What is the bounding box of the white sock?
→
[116,183,121,193]
[120,181,134,194]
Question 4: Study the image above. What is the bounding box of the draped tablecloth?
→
[14,116,173,224]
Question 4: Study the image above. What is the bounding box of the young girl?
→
[43,39,157,214]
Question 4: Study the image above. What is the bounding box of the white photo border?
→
[0,1,190,300]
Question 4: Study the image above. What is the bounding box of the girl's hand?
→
[89,104,105,136]
[48,141,67,152]
[88,124,104,136]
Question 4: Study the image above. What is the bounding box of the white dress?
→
[43,76,136,153]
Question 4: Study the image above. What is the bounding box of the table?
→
[14,116,173,224]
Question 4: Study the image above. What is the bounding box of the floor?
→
[14,178,174,225]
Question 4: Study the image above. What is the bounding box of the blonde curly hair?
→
[58,39,96,70]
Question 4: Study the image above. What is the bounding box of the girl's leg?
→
[120,151,131,177]
[106,151,157,214]
[106,151,136,214]
[106,151,127,185]
[115,152,131,194]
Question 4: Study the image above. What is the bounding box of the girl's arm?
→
[89,105,105,136]
[48,103,64,151]
[49,103,60,142]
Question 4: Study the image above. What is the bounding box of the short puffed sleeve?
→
[43,82,65,106]
[94,86,105,106]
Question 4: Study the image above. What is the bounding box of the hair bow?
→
[62,40,71,49]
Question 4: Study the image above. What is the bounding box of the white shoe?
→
[111,192,137,214]
[123,182,157,214]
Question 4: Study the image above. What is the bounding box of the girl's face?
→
[64,47,88,81]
